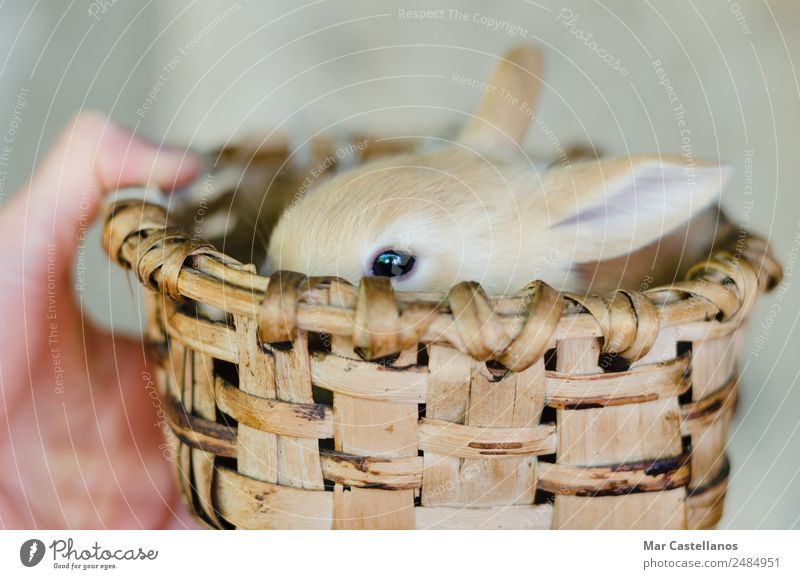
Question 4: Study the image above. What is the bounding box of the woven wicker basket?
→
[102,142,781,530]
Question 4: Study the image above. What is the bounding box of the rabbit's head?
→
[266,46,730,294]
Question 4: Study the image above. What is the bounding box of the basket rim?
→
[102,199,782,370]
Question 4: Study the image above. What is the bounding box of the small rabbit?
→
[266,46,733,295]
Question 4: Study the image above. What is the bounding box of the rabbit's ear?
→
[457,45,542,152]
[545,155,732,266]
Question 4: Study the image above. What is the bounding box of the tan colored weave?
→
[102,155,781,529]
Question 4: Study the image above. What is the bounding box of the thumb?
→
[2,111,201,280]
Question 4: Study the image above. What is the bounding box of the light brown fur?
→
[266,46,731,295]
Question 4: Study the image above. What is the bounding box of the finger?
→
[3,111,201,279]
[31,111,200,231]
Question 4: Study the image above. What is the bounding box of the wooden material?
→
[103,149,781,529]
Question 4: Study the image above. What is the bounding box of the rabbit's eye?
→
[371,249,416,278]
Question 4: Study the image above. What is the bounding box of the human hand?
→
[0,112,203,529]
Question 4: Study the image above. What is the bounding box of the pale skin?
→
[0,112,203,529]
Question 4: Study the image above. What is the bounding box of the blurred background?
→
[0,0,797,528]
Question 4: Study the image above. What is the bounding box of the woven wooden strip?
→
[132,228,215,302]
[214,375,333,438]
[320,451,423,490]
[310,351,427,404]
[214,466,332,530]
[419,345,473,507]
[353,277,401,358]
[687,332,738,493]
[234,313,279,505]
[160,240,218,302]
[167,400,555,468]
[190,351,223,526]
[119,224,182,287]
[553,338,599,529]
[680,374,738,434]
[657,279,741,320]
[102,201,166,262]
[257,270,306,344]
[418,417,556,458]
[161,336,705,447]
[620,291,661,359]
[686,252,761,325]
[674,318,749,341]
[169,335,191,408]
[144,291,175,431]
[741,238,783,292]
[161,410,421,492]
[686,457,730,530]
[615,328,688,527]
[566,290,660,362]
[498,281,564,371]
[165,304,238,363]
[537,456,690,497]
[560,491,688,530]
[144,291,188,519]
[415,505,552,530]
[272,332,325,490]
[448,281,512,360]
[163,393,237,457]
[309,350,690,407]
[505,358,548,504]
[163,337,195,512]
[546,351,691,408]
